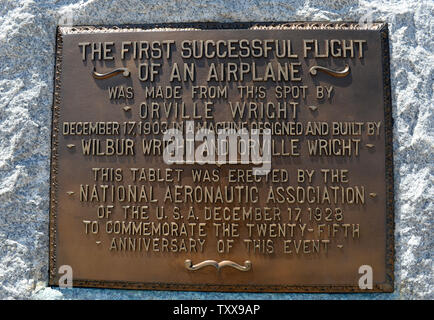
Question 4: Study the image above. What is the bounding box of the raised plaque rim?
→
[49,22,394,293]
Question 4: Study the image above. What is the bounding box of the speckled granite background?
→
[0,0,432,300]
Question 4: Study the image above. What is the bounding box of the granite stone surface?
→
[0,0,432,300]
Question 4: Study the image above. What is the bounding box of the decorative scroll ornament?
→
[92,67,130,79]
[309,64,350,78]
[184,259,252,271]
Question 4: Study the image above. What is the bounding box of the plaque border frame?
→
[49,22,395,293]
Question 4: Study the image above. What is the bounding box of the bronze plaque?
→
[49,22,394,292]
